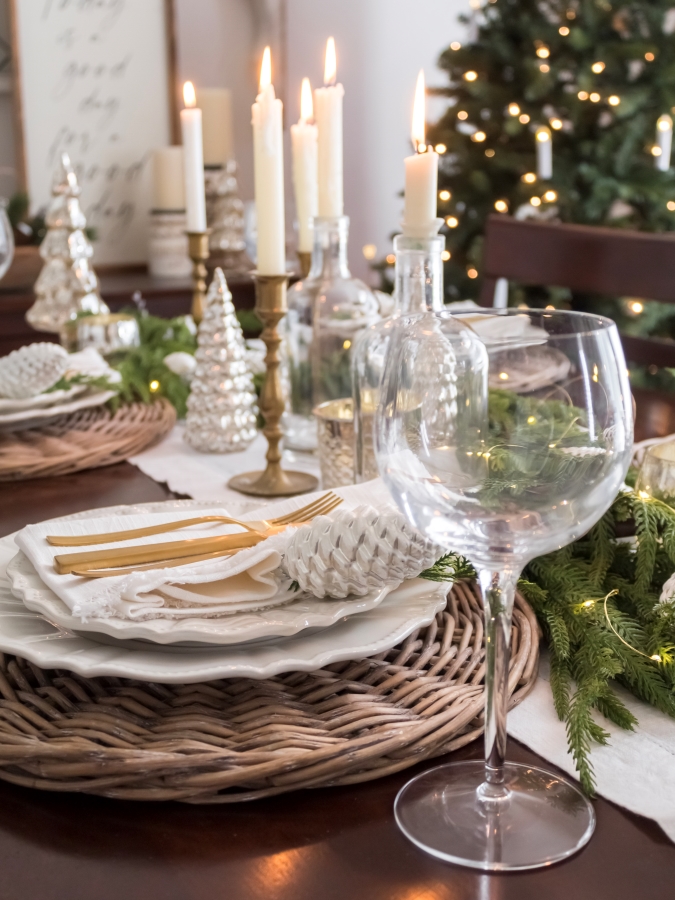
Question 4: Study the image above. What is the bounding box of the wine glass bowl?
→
[378,309,632,567]
[375,308,633,871]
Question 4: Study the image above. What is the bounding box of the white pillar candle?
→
[197,87,235,165]
[536,126,553,180]
[402,70,439,238]
[314,37,344,218]
[152,147,185,211]
[656,114,673,172]
[180,82,207,231]
[252,47,286,275]
[291,78,319,254]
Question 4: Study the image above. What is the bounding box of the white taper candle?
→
[291,78,319,254]
[656,114,673,172]
[314,38,344,218]
[536,126,553,180]
[252,47,286,275]
[180,82,207,232]
[402,70,439,238]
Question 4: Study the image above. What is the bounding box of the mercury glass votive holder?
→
[314,398,356,489]
[636,441,675,503]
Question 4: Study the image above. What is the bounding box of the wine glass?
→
[375,308,633,871]
[0,200,15,283]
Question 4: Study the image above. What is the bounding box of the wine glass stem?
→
[477,567,519,799]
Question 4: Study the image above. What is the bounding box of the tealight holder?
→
[636,441,675,503]
[314,398,355,489]
[187,230,212,324]
[228,274,319,497]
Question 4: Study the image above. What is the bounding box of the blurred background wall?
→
[0,0,468,279]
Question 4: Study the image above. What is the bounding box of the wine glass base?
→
[394,760,595,872]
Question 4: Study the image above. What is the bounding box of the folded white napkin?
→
[15,480,394,622]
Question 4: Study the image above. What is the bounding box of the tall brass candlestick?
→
[297,251,312,280]
[228,274,319,497]
[187,230,211,324]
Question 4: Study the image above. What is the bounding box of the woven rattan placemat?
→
[0,399,176,481]
[0,582,539,803]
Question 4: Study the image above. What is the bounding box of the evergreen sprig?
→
[523,490,675,793]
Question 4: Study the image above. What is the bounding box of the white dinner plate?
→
[0,502,449,683]
[0,384,88,414]
[8,550,395,646]
[0,389,116,430]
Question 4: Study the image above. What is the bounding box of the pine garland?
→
[521,488,675,793]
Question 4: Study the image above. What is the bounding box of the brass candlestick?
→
[228,274,319,497]
[297,251,312,279]
[187,230,211,324]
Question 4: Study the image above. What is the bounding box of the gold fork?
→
[47,492,341,547]
[53,493,343,575]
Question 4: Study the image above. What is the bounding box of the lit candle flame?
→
[260,46,272,92]
[324,37,337,87]
[300,77,313,123]
[183,81,196,108]
[536,126,551,142]
[411,69,426,151]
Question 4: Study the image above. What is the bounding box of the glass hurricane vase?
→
[282,215,379,451]
[375,308,633,871]
[352,232,444,482]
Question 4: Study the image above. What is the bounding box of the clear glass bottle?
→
[282,215,379,451]
[353,233,445,482]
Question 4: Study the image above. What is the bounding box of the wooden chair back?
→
[479,215,675,367]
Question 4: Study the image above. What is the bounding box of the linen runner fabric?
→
[130,424,320,505]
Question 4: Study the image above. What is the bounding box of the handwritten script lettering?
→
[19,1,170,264]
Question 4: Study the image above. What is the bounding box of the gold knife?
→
[53,530,267,575]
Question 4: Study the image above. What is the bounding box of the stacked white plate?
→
[0,499,448,684]
[0,385,116,430]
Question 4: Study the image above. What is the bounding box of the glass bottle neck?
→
[309,216,352,280]
[393,234,445,314]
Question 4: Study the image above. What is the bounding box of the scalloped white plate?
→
[0,500,448,683]
[0,389,116,430]
[8,550,393,646]
[0,384,87,414]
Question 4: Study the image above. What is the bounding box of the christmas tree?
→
[26,153,108,333]
[184,268,258,453]
[416,0,675,350]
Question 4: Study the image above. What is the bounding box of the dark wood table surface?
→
[1,453,675,898]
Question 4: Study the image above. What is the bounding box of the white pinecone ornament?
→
[0,343,69,399]
[284,506,442,599]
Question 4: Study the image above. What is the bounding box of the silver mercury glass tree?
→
[184,267,258,453]
[25,153,109,334]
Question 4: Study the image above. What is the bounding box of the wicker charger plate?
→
[0,582,539,803]
[0,399,176,481]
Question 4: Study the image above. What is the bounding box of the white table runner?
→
[129,426,675,841]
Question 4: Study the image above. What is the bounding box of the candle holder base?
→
[228,466,318,497]
[297,251,312,279]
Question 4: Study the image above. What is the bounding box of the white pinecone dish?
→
[0,343,70,399]
[283,506,443,599]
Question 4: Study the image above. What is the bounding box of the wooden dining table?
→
[1,393,674,900]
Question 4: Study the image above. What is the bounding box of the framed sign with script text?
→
[9,0,179,268]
